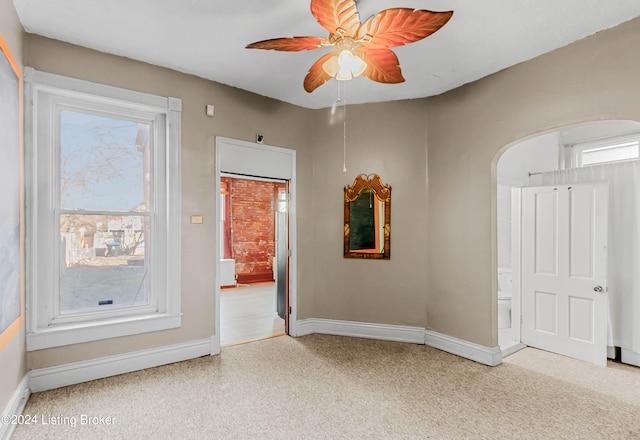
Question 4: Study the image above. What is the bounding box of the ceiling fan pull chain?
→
[343,81,347,173]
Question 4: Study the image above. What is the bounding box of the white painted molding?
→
[501,343,526,358]
[425,330,503,366]
[296,319,426,344]
[210,335,220,356]
[24,67,170,110]
[0,374,30,440]
[296,319,504,367]
[621,348,640,368]
[27,314,182,351]
[29,338,214,393]
[295,319,316,337]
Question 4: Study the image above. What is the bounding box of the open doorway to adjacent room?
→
[219,175,289,346]
[214,136,297,353]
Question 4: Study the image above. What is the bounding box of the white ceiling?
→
[13,0,640,109]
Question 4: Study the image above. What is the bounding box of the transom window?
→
[572,134,640,167]
[25,68,181,350]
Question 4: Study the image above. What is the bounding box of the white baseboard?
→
[424,330,502,366]
[621,348,640,368]
[30,337,215,393]
[296,318,426,344]
[296,319,502,366]
[0,374,30,440]
[501,343,526,358]
[210,334,221,356]
[294,319,316,337]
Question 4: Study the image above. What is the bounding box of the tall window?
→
[59,112,151,314]
[25,69,181,350]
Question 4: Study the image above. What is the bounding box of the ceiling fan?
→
[246,0,453,93]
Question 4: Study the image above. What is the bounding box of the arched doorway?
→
[496,120,640,366]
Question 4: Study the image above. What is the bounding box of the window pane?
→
[581,141,639,166]
[60,111,150,212]
[60,214,149,313]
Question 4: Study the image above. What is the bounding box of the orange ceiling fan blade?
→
[358,9,453,49]
[246,36,329,51]
[304,53,335,93]
[357,48,405,84]
[246,2,454,92]
[311,0,361,36]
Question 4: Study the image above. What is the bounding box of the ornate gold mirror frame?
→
[344,174,391,259]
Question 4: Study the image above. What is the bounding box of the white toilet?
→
[497,269,513,329]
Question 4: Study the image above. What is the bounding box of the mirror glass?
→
[344,174,391,259]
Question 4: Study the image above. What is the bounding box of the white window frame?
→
[569,133,640,168]
[24,68,181,351]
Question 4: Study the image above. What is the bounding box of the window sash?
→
[54,212,155,323]
[52,103,161,324]
[52,105,159,324]
[57,108,153,213]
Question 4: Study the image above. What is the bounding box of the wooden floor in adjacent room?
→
[220,281,285,346]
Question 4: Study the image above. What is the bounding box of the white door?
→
[521,183,608,366]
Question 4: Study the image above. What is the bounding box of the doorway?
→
[211,137,298,354]
[219,175,288,346]
[496,121,640,366]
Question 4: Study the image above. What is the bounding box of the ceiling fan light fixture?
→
[322,55,339,77]
[323,49,367,80]
[337,49,367,80]
[246,0,454,92]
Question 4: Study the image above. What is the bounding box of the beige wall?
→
[24,35,316,369]
[426,17,640,346]
[22,34,434,371]
[8,12,640,380]
[311,100,430,326]
[0,0,26,414]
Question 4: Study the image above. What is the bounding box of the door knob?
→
[593,285,603,292]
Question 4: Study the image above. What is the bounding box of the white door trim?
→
[213,137,298,354]
[511,187,522,344]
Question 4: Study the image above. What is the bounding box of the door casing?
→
[213,137,297,354]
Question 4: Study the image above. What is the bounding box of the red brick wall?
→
[228,178,275,283]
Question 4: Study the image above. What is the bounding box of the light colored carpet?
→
[12,335,640,439]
